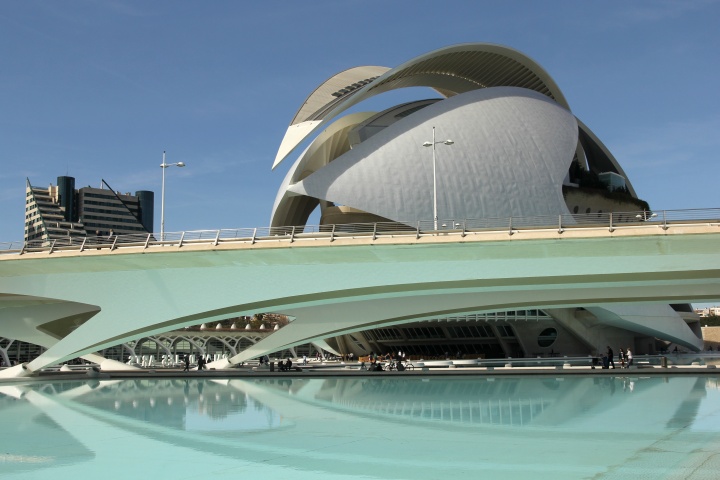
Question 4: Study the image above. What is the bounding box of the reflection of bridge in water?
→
[1,375,719,479]
[1,208,719,377]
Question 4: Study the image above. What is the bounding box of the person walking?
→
[607,346,615,369]
[618,348,625,368]
[626,348,633,368]
[183,355,190,372]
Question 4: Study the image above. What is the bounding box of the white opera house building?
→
[265,42,703,360]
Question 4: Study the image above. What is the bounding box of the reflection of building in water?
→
[245,376,707,429]
[665,376,708,429]
[309,377,582,427]
[341,378,551,427]
[1,375,717,480]
[5,375,708,431]
[42,379,278,430]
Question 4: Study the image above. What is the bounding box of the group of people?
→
[276,358,293,371]
[368,360,386,371]
[182,355,206,372]
[366,351,406,363]
[365,355,408,372]
[600,346,633,369]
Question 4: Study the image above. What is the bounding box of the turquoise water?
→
[1,375,719,479]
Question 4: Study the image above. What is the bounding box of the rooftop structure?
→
[696,306,720,317]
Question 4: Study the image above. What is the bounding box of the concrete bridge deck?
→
[0,210,719,377]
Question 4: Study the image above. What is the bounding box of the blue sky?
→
[2,0,719,246]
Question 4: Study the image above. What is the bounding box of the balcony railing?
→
[1,208,718,256]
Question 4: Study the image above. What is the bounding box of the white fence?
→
[2,208,719,256]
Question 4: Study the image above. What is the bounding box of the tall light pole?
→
[160,151,185,240]
[422,126,454,230]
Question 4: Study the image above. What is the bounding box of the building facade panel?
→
[24,176,154,243]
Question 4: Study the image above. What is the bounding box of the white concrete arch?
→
[204,336,237,357]
[270,111,377,227]
[146,336,173,357]
[274,43,570,169]
[290,66,390,126]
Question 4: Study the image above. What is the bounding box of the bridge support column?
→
[0,363,33,379]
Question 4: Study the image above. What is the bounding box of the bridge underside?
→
[0,229,718,377]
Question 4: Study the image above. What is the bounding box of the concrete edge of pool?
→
[1,363,717,384]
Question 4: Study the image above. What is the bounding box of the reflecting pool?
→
[1,375,719,479]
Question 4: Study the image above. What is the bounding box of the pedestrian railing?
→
[2,208,718,256]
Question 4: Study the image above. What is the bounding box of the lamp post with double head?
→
[422,126,454,230]
[160,151,185,240]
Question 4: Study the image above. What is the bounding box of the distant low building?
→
[695,306,720,317]
[24,176,154,244]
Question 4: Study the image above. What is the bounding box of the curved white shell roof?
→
[270,112,377,227]
[289,66,390,126]
[287,87,578,223]
[273,43,570,169]
[272,43,640,228]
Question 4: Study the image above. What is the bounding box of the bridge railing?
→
[2,208,718,256]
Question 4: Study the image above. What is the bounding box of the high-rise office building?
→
[24,176,154,243]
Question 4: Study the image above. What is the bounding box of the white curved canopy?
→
[290,66,390,126]
[270,112,377,227]
[274,43,570,169]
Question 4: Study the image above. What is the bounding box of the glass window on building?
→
[538,328,558,347]
[497,325,515,338]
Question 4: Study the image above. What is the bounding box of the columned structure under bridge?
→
[0,223,718,377]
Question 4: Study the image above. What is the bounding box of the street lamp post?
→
[422,126,454,230]
[160,151,185,240]
[635,212,658,222]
